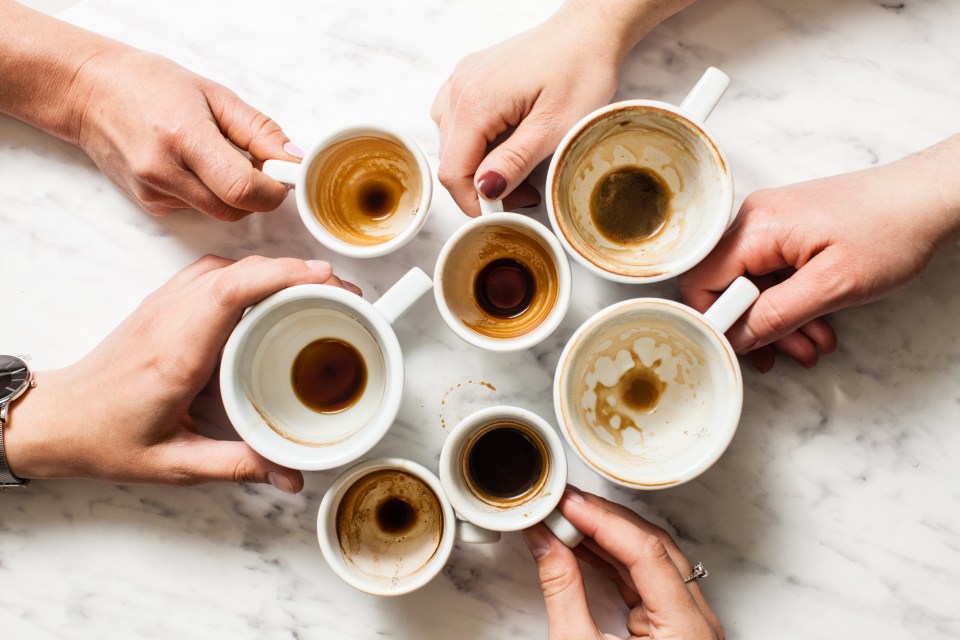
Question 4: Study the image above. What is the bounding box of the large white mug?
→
[547,67,733,283]
[263,125,433,258]
[219,268,433,470]
[317,458,500,596]
[554,277,760,489]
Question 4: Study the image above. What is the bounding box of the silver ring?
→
[683,562,708,584]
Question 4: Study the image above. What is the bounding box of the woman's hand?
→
[523,488,721,640]
[679,135,960,371]
[4,256,359,491]
[432,0,694,216]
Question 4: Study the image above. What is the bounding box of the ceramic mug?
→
[263,126,433,258]
[433,198,572,351]
[219,268,433,470]
[554,277,760,489]
[547,67,733,283]
[439,406,583,547]
[317,458,500,596]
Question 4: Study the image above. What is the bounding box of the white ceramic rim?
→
[432,213,572,352]
[545,99,733,284]
[553,297,743,489]
[316,458,457,596]
[439,406,567,531]
[219,284,404,470]
[295,125,433,259]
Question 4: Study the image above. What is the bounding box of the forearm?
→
[556,0,697,62]
[907,134,960,248]
[0,0,121,143]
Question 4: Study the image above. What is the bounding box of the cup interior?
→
[318,459,456,596]
[435,214,569,349]
[440,407,566,531]
[549,102,731,281]
[555,300,741,488]
[221,285,401,470]
[302,128,430,251]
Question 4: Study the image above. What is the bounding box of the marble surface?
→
[2,0,960,637]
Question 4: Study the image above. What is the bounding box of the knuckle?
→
[232,457,260,484]
[495,143,534,176]
[210,272,240,308]
[636,532,672,563]
[436,166,459,190]
[538,559,582,600]
[221,173,256,208]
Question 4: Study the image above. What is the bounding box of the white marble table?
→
[2,0,959,637]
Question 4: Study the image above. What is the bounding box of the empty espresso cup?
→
[263,126,432,258]
[219,268,433,470]
[547,67,733,283]
[554,277,760,489]
[438,406,583,547]
[433,199,572,351]
[318,458,500,596]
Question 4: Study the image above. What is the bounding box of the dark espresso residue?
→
[474,258,536,318]
[618,366,666,413]
[291,338,367,413]
[590,166,671,243]
[467,425,544,500]
[376,496,417,535]
[357,176,402,219]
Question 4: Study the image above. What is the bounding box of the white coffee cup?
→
[219,268,432,470]
[546,67,733,283]
[317,458,500,596]
[263,126,432,258]
[433,199,572,351]
[439,406,583,547]
[554,277,760,489]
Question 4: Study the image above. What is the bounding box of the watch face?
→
[0,356,30,403]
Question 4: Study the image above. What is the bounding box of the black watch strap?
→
[0,403,29,487]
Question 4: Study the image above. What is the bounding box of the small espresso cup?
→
[438,406,584,547]
[318,458,500,596]
[554,277,760,489]
[547,67,733,283]
[219,268,433,470]
[263,126,432,258]
[433,198,572,351]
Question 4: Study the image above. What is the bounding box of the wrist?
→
[895,135,960,250]
[3,370,71,481]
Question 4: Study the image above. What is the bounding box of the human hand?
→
[679,137,960,371]
[4,255,360,490]
[431,4,626,216]
[523,488,721,640]
[71,48,301,221]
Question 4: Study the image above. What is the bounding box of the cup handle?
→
[455,519,502,544]
[262,159,301,186]
[679,67,731,123]
[372,267,433,324]
[478,198,505,215]
[702,276,760,333]
[543,509,584,548]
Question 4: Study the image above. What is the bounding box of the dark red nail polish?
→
[477,171,507,200]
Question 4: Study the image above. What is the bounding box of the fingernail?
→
[727,324,758,353]
[342,279,363,296]
[522,528,550,559]
[476,171,507,200]
[306,260,330,271]
[564,487,585,503]
[268,472,296,494]
[283,141,305,159]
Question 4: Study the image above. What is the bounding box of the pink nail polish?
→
[284,141,305,159]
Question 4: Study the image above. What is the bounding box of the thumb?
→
[203,83,301,162]
[161,435,304,493]
[523,525,604,640]
[726,251,851,352]
[475,110,560,202]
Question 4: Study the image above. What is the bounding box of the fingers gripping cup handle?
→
[455,519,502,544]
[542,509,584,548]
[702,276,761,333]
[373,267,433,324]
[262,159,302,186]
[679,67,731,123]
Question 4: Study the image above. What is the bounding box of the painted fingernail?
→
[522,528,550,559]
[564,487,585,503]
[306,259,331,271]
[283,141,305,159]
[727,324,758,353]
[267,472,296,494]
[477,171,507,200]
[342,279,363,296]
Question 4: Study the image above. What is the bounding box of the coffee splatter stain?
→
[439,378,498,430]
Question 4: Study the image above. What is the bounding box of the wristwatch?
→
[0,355,36,488]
